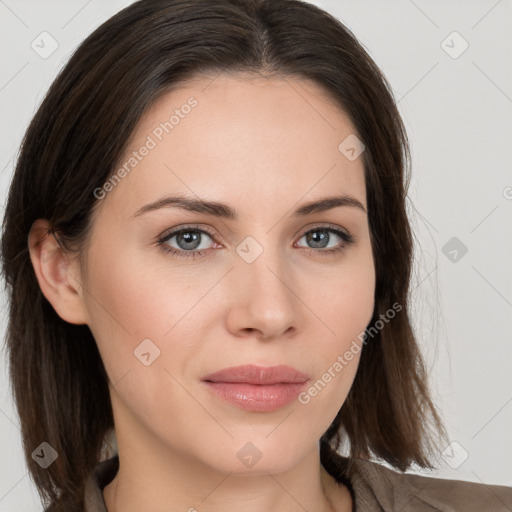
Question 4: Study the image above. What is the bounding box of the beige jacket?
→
[79,447,512,511]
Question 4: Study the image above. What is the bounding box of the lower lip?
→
[203,381,307,412]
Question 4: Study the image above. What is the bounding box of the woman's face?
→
[79,73,375,474]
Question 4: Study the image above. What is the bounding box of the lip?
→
[202,364,309,385]
[202,364,309,412]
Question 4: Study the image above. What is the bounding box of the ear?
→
[28,219,89,325]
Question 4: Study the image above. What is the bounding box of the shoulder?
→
[321,445,512,511]
[44,456,118,512]
[353,457,512,511]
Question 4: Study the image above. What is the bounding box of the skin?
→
[29,73,375,512]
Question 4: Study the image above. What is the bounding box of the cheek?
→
[299,276,371,426]
[82,244,217,384]
[80,249,170,379]
[304,251,375,397]
[312,253,375,344]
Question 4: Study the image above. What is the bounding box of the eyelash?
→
[156,223,355,261]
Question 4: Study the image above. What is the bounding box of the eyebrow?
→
[131,194,366,220]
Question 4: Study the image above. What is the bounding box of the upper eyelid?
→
[160,224,216,240]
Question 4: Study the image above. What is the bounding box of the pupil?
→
[308,230,328,248]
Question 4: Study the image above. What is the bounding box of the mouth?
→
[202,364,310,412]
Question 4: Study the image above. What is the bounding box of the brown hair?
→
[1,0,448,510]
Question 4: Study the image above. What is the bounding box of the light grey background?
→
[1,0,511,510]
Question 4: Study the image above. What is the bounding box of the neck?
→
[102,440,352,512]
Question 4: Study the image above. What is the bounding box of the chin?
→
[199,434,310,476]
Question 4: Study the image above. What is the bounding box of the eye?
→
[294,225,354,256]
[157,223,355,261]
[157,225,218,260]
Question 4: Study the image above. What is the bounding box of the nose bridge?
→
[236,232,288,291]
[228,232,299,336]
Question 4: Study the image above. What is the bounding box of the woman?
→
[1,0,511,511]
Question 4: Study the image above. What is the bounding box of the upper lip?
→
[202,364,309,385]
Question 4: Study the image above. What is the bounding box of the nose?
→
[225,242,301,341]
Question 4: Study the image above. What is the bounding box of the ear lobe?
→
[28,219,89,325]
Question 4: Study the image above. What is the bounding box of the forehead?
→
[94,73,366,219]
